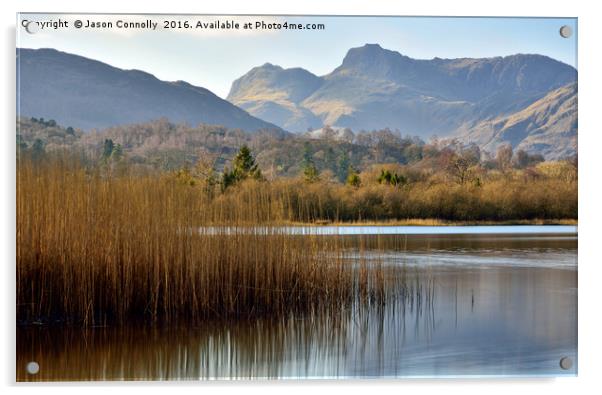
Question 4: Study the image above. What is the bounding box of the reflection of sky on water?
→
[17,232,577,380]
[343,265,577,378]
[354,249,577,270]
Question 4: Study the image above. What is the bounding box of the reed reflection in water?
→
[17,232,577,380]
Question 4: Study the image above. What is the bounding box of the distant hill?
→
[455,83,577,159]
[228,44,577,158]
[17,48,280,132]
[227,63,324,132]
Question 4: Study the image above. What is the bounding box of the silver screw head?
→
[559,356,573,370]
[25,21,40,34]
[26,361,39,375]
[560,25,572,38]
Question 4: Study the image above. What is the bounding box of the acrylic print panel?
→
[16,14,578,380]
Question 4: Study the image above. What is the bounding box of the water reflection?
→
[17,233,577,380]
[342,233,578,270]
[201,225,577,236]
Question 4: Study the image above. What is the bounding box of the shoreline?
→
[283,219,578,227]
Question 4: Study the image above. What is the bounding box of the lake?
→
[17,226,577,380]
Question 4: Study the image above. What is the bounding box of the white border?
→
[2,1,601,394]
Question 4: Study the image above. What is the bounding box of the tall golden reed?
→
[17,154,385,326]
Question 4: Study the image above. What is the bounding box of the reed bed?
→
[17,155,387,326]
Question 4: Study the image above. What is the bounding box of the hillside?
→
[456,83,577,159]
[17,48,280,132]
[227,63,323,131]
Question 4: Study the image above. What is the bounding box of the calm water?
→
[17,227,577,380]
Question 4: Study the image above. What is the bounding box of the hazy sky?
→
[17,14,577,98]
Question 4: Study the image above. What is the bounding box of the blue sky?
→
[18,14,577,98]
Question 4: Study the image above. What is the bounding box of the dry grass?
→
[16,155,386,326]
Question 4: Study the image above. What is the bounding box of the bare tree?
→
[496,144,513,172]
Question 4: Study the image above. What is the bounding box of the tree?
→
[324,147,337,173]
[194,153,219,195]
[446,147,480,185]
[111,144,123,161]
[303,161,320,183]
[514,149,544,169]
[403,144,423,163]
[232,145,262,180]
[378,169,406,187]
[462,144,481,165]
[346,166,361,187]
[301,142,320,183]
[31,139,45,160]
[100,138,123,165]
[221,167,237,190]
[102,139,115,160]
[496,144,513,172]
[222,145,262,189]
[336,151,350,183]
[302,142,313,165]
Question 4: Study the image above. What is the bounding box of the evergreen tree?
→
[102,139,115,160]
[378,169,406,186]
[325,147,337,173]
[301,142,320,183]
[221,167,237,191]
[111,144,123,161]
[302,142,313,165]
[346,166,361,187]
[336,151,350,183]
[31,139,45,160]
[303,161,320,183]
[222,145,262,189]
[233,145,261,180]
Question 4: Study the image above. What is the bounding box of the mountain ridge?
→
[227,43,577,158]
[17,47,281,132]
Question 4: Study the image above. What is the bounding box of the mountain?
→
[17,48,280,132]
[227,63,323,131]
[456,82,577,159]
[227,44,577,156]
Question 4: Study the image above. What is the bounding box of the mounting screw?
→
[559,356,573,370]
[26,361,40,375]
[559,25,572,38]
[24,21,40,34]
